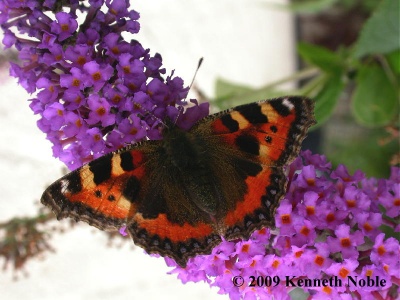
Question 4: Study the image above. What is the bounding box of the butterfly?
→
[41,96,316,267]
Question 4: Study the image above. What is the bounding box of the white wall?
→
[135,0,295,97]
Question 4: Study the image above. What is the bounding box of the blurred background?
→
[0,0,398,299]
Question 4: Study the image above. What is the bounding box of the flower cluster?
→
[1,0,208,170]
[167,151,400,300]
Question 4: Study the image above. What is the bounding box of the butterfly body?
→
[41,97,316,267]
[160,125,219,216]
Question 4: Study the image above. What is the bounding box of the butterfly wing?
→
[190,96,315,239]
[202,96,315,166]
[41,142,156,231]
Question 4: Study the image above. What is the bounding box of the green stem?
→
[258,67,321,90]
[0,213,55,229]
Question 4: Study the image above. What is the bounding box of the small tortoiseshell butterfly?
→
[41,97,315,267]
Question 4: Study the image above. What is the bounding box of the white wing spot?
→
[60,179,69,193]
[282,98,294,110]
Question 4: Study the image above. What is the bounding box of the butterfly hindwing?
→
[124,154,223,267]
[222,166,287,240]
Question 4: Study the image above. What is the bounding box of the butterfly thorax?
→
[161,125,219,216]
[162,125,204,170]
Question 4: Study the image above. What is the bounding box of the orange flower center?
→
[306,206,315,215]
[272,260,280,269]
[300,226,310,236]
[339,267,349,279]
[77,56,86,66]
[326,213,335,222]
[314,255,324,266]
[340,237,351,247]
[61,24,69,32]
[281,214,291,224]
[92,71,101,81]
[306,178,315,186]
[295,251,303,258]
[363,222,373,232]
[346,200,356,208]
[242,244,250,253]
[377,245,386,256]
[96,107,106,116]
[72,78,81,87]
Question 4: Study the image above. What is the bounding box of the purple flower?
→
[60,67,90,90]
[316,199,348,229]
[2,29,16,48]
[335,186,371,213]
[379,183,400,218]
[292,219,317,246]
[64,45,93,67]
[352,212,382,240]
[165,154,400,299]
[63,112,87,138]
[81,128,107,154]
[63,88,85,110]
[371,233,399,266]
[86,95,115,127]
[103,33,133,58]
[119,226,128,237]
[50,12,78,41]
[326,259,359,290]
[234,240,266,262]
[117,114,147,144]
[83,61,113,92]
[326,224,364,259]
[42,102,65,130]
[1,0,208,170]
[36,77,60,104]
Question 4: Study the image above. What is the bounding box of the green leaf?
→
[313,74,344,128]
[386,50,400,75]
[354,0,400,58]
[277,0,338,14]
[213,78,286,110]
[289,287,309,300]
[215,78,254,99]
[298,43,344,75]
[351,64,399,127]
[326,127,398,178]
[214,79,256,109]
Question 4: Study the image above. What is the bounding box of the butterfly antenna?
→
[172,58,203,125]
[186,57,203,99]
